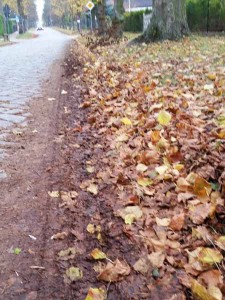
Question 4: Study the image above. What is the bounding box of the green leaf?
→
[14,248,22,255]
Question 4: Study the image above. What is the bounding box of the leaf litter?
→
[57,35,225,299]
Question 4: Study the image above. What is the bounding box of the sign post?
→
[86,1,94,31]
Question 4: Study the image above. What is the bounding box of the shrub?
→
[187,0,225,31]
[124,9,151,32]
[0,15,4,36]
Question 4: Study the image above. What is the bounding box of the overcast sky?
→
[36,0,44,26]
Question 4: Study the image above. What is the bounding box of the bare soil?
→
[0,40,183,300]
[0,54,70,299]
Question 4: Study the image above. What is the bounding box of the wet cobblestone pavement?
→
[0,28,72,178]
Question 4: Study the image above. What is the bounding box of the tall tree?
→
[144,0,189,41]
[17,0,26,33]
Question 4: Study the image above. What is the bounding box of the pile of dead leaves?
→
[63,36,225,299]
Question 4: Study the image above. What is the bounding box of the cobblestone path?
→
[0,28,72,178]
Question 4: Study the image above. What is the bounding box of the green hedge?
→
[124,10,151,32]
[187,0,225,31]
[0,15,4,36]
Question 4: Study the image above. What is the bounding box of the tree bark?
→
[97,0,108,35]
[144,0,189,41]
[17,0,25,34]
[111,0,124,39]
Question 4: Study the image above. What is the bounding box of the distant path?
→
[0,28,72,178]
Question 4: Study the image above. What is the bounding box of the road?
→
[0,28,72,178]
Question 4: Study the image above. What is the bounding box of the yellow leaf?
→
[208,286,222,300]
[198,248,223,265]
[124,214,136,225]
[157,110,172,126]
[85,287,107,300]
[207,73,216,81]
[215,236,225,251]
[91,248,107,260]
[174,164,184,171]
[191,280,217,300]
[137,177,153,187]
[117,206,143,224]
[87,224,95,234]
[121,117,132,126]
[87,184,98,195]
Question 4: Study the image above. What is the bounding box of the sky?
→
[36,0,44,26]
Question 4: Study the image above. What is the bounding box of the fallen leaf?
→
[155,165,168,175]
[87,184,98,195]
[87,223,95,234]
[48,191,60,198]
[121,117,132,126]
[58,247,77,260]
[198,248,223,265]
[136,164,148,172]
[169,213,185,231]
[117,206,143,224]
[157,110,172,126]
[14,248,22,255]
[133,257,150,275]
[189,203,211,225]
[191,279,220,300]
[198,270,223,288]
[156,217,171,227]
[148,251,165,268]
[137,177,153,187]
[91,249,107,260]
[97,259,130,282]
[215,236,225,251]
[65,267,83,282]
[51,232,67,240]
[85,287,107,300]
[87,166,95,173]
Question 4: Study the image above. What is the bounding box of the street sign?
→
[86,1,94,11]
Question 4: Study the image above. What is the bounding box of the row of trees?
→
[0,0,37,34]
[42,0,188,40]
[43,0,225,42]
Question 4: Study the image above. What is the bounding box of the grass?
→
[0,40,14,47]
[53,27,78,36]
[16,32,38,40]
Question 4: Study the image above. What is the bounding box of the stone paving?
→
[0,28,72,178]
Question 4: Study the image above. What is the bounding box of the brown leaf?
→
[169,213,185,231]
[97,259,130,282]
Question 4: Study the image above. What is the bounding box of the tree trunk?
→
[111,0,124,39]
[144,0,189,41]
[17,0,25,34]
[97,0,107,35]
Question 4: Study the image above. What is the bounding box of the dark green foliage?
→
[0,15,4,36]
[124,10,151,32]
[187,0,225,31]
